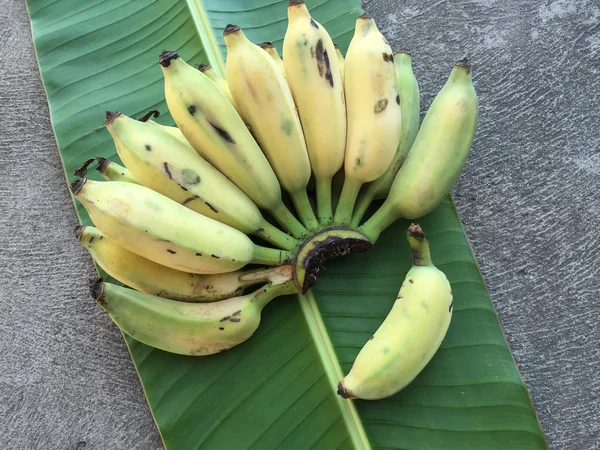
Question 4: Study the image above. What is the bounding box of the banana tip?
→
[260,41,274,49]
[95,157,110,174]
[105,111,121,126]
[395,49,412,56]
[90,278,106,306]
[159,50,179,67]
[197,63,210,72]
[407,223,425,239]
[455,58,471,71]
[288,0,305,6]
[73,158,95,178]
[337,382,354,399]
[223,24,240,36]
[74,225,86,241]
[70,178,87,195]
[358,13,372,20]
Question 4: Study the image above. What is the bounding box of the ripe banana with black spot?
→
[351,50,420,227]
[360,60,478,243]
[71,179,293,274]
[338,224,453,400]
[76,225,293,302]
[160,51,307,239]
[105,112,299,251]
[93,279,298,356]
[224,25,317,231]
[334,14,401,225]
[283,0,346,225]
[260,42,285,76]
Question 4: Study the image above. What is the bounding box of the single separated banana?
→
[224,25,317,231]
[283,0,346,225]
[197,63,237,107]
[333,15,402,225]
[74,158,140,184]
[351,51,420,227]
[105,112,298,251]
[93,279,298,356]
[72,179,293,274]
[160,51,307,239]
[260,42,285,76]
[338,224,453,400]
[360,60,478,243]
[76,226,293,302]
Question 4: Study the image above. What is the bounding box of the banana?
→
[224,25,318,231]
[74,158,140,184]
[76,225,293,302]
[333,15,402,225]
[334,44,344,84]
[93,279,298,356]
[105,112,299,251]
[260,42,285,76]
[283,0,346,225]
[160,51,308,239]
[197,63,237,107]
[360,60,478,243]
[351,51,420,227]
[71,179,293,274]
[338,224,453,400]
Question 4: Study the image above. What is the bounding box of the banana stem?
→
[333,177,363,225]
[406,224,432,266]
[358,199,399,243]
[269,201,309,239]
[350,182,380,228]
[251,280,298,310]
[252,245,294,266]
[254,221,300,251]
[316,177,333,226]
[238,265,293,286]
[290,189,319,231]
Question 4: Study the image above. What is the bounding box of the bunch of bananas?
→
[72,1,477,400]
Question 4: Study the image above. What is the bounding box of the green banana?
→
[360,60,478,243]
[338,224,453,400]
[160,51,308,239]
[93,279,298,356]
[351,51,420,227]
[71,179,293,274]
[105,112,299,251]
[76,225,293,302]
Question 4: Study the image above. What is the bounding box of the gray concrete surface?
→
[1,0,598,449]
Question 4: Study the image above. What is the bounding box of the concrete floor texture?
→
[1,0,598,449]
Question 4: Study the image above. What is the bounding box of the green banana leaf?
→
[27,0,547,448]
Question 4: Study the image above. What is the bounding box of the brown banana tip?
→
[395,49,412,56]
[260,41,274,49]
[95,157,111,174]
[197,63,210,72]
[358,13,372,19]
[137,109,160,122]
[455,57,471,71]
[159,50,179,67]
[337,382,352,399]
[223,24,240,35]
[70,178,87,195]
[105,111,121,125]
[74,225,86,241]
[73,158,96,177]
[333,43,340,49]
[288,0,305,6]
[90,278,104,302]
[407,223,426,240]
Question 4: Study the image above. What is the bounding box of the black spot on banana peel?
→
[396,95,400,105]
[182,195,200,205]
[208,120,235,144]
[382,53,394,62]
[159,50,178,67]
[187,105,197,116]
[374,99,389,113]
[73,158,95,178]
[310,19,319,29]
[315,39,334,87]
[205,202,218,213]
[163,162,172,179]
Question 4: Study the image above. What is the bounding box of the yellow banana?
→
[283,0,346,225]
[160,51,307,239]
[197,63,237,107]
[338,224,453,400]
[71,179,293,274]
[76,226,293,302]
[260,42,285,76]
[351,51,420,227]
[105,112,299,251]
[93,279,298,356]
[360,60,478,243]
[224,25,317,231]
[334,44,344,84]
[334,15,402,225]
